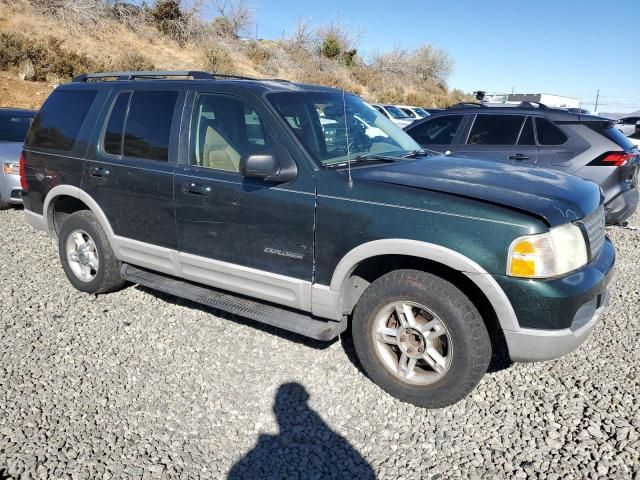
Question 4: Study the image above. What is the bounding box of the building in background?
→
[481,92,580,109]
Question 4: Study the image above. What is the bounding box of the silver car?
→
[0,108,35,209]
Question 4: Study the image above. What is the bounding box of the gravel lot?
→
[0,207,638,480]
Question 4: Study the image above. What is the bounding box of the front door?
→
[173,91,316,309]
[454,113,539,164]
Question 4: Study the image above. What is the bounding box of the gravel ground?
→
[0,207,638,480]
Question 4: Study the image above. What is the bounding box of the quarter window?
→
[467,115,525,145]
[535,118,568,145]
[409,115,463,145]
[122,91,178,161]
[26,90,96,151]
[191,94,269,172]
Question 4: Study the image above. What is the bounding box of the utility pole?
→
[594,90,600,113]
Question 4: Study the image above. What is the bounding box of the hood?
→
[351,156,601,226]
[0,142,22,164]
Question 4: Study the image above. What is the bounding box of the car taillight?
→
[19,151,27,191]
[589,151,636,167]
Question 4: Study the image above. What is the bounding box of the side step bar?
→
[120,264,347,341]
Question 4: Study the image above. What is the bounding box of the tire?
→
[58,210,126,294]
[352,269,491,408]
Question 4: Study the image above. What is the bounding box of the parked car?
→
[372,104,415,128]
[615,115,640,137]
[22,71,614,408]
[397,105,430,120]
[0,108,36,209]
[404,104,639,225]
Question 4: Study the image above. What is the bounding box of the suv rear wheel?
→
[352,269,491,408]
[58,210,126,294]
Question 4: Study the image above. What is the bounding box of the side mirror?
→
[239,153,296,183]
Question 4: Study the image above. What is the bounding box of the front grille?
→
[578,205,605,259]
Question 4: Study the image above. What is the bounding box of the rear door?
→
[406,114,466,154]
[453,113,538,164]
[83,88,184,251]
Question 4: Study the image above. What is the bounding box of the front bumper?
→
[504,289,609,362]
[0,173,23,205]
[497,238,615,362]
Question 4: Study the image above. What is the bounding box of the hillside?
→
[0,0,472,110]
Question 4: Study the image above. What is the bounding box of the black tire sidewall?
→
[58,211,122,294]
[352,270,491,408]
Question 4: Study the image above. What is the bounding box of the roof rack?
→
[448,102,486,109]
[516,101,549,109]
[72,70,257,82]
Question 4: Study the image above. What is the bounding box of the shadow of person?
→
[228,382,375,480]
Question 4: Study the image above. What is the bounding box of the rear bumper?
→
[0,174,23,204]
[604,187,638,224]
[504,289,609,362]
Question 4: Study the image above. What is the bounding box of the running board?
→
[120,264,347,341]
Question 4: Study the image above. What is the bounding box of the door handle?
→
[509,153,531,161]
[183,183,211,196]
[88,166,110,177]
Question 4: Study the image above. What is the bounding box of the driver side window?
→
[191,94,269,172]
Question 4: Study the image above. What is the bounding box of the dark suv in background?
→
[20,71,615,408]
[405,104,639,225]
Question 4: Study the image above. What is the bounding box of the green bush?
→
[320,34,341,59]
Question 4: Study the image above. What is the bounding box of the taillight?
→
[19,151,27,191]
[589,151,636,167]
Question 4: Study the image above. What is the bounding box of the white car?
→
[397,105,430,120]
[615,116,640,137]
[371,104,414,128]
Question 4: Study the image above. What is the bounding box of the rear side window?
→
[122,91,178,161]
[0,114,33,142]
[467,115,524,145]
[26,90,96,151]
[535,118,568,145]
[103,92,131,155]
[409,115,463,145]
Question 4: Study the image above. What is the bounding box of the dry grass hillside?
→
[0,0,472,110]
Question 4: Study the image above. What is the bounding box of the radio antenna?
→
[342,89,353,188]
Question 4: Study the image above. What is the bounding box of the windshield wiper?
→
[325,154,400,167]
[402,149,430,158]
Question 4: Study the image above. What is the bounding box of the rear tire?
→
[58,210,126,294]
[352,269,491,408]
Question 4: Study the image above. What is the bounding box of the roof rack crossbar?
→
[72,71,258,82]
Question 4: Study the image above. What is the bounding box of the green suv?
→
[21,71,614,407]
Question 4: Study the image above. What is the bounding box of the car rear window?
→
[535,117,568,145]
[26,90,96,151]
[122,91,178,161]
[467,114,525,145]
[0,114,33,143]
[601,125,635,150]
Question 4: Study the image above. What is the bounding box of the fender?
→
[311,239,520,332]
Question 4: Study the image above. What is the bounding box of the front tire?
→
[58,210,126,294]
[352,269,491,408]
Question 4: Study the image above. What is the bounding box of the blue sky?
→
[222,0,640,113]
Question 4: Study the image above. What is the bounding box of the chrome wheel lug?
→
[400,335,407,342]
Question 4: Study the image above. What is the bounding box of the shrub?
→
[112,52,155,71]
[203,44,236,74]
[320,33,341,59]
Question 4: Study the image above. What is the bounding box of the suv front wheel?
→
[58,210,126,294]
[352,269,491,408]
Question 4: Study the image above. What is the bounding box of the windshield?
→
[384,105,410,119]
[268,92,421,166]
[0,114,33,142]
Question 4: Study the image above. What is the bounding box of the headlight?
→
[507,223,588,278]
[3,163,19,175]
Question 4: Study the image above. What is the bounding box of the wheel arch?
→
[319,239,519,333]
[43,185,115,243]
